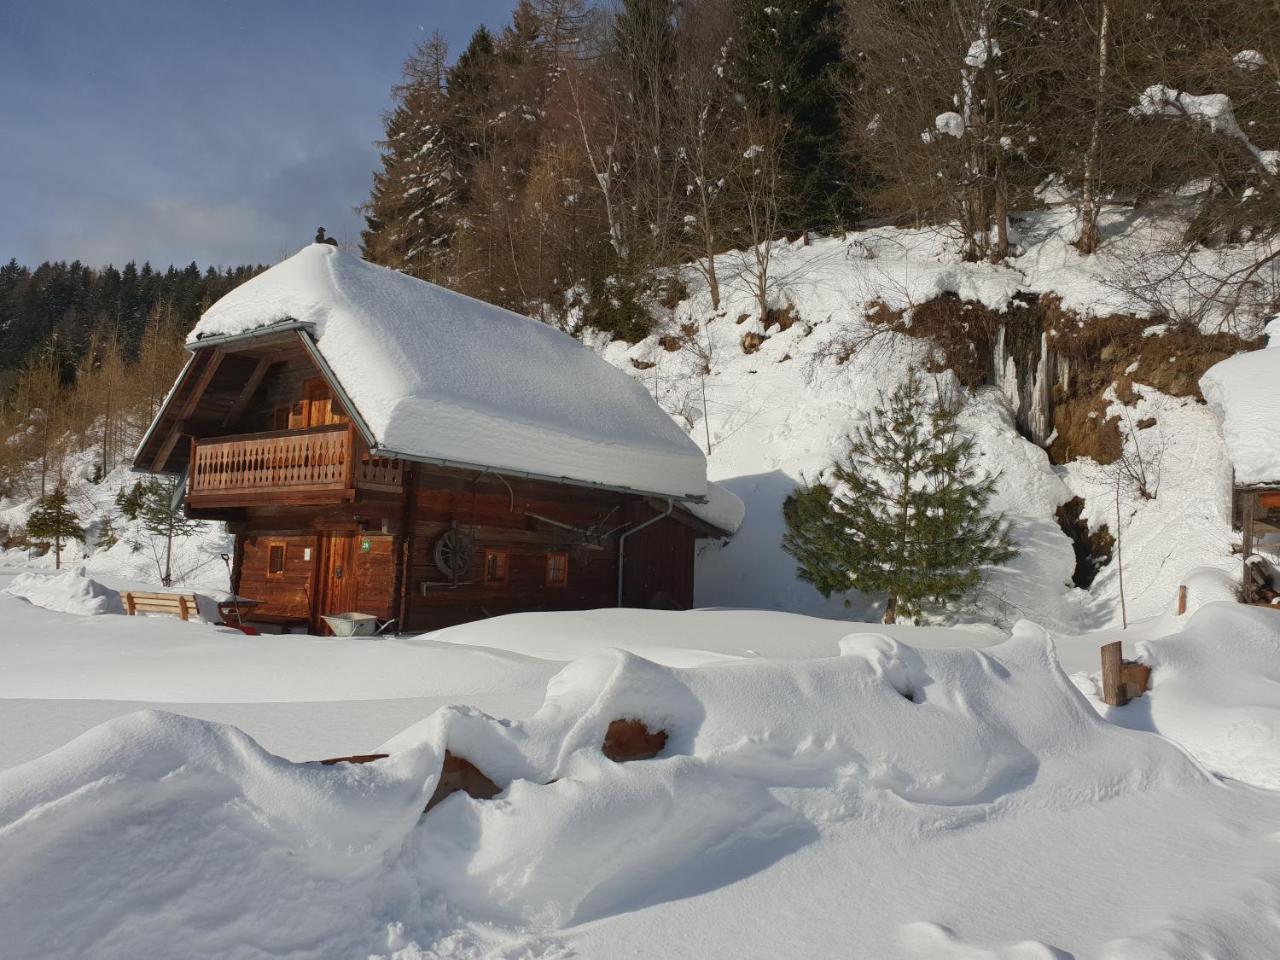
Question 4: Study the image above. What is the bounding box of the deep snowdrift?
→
[1109,602,1280,790]
[4,566,122,616]
[3,608,1279,959]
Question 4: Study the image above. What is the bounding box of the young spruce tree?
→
[26,487,86,570]
[783,370,1016,622]
[120,478,201,587]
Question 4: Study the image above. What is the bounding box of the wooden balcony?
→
[187,424,403,508]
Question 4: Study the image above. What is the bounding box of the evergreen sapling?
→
[26,487,86,570]
[783,369,1016,622]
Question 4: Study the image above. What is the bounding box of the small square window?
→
[483,549,509,585]
[545,552,568,587]
[267,543,286,576]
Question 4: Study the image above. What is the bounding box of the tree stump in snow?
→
[426,751,502,811]
[319,750,502,812]
[602,719,668,761]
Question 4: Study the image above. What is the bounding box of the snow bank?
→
[4,611,1280,957]
[189,243,707,500]
[4,567,122,616]
[1200,324,1280,486]
[429,607,1001,665]
[1119,603,1280,790]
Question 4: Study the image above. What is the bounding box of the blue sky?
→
[0,1,517,268]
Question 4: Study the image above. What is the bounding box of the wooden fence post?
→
[1176,584,1187,616]
[1101,640,1128,707]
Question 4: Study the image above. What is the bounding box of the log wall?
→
[228,464,703,633]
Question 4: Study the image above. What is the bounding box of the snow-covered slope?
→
[600,206,1259,630]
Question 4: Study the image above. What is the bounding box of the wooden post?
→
[177,596,190,621]
[1101,640,1128,707]
[125,592,137,616]
[1176,584,1187,616]
[1242,491,1256,604]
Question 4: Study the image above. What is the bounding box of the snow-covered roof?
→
[190,244,707,500]
[1200,318,1280,487]
[683,481,745,537]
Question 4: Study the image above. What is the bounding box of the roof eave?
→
[376,446,707,504]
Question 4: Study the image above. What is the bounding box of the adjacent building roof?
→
[187,243,708,501]
[1200,317,1280,488]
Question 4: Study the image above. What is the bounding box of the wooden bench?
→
[124,591,198,621]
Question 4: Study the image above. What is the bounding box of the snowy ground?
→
[2,564,1279,959]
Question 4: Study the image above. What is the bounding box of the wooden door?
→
[318,533,358,631]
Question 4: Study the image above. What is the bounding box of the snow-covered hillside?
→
[0,451,231,592]
[600,206,1260,631]
[0,207,1266,632]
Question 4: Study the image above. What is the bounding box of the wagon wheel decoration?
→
[432,526,475,583]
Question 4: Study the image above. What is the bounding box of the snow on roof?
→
[683,480,745,536]
[1200,319,1280,486]
[191,244,707,499]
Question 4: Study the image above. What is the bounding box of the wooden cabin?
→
[134,242,740,633]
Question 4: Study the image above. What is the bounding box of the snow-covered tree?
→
[362,31,465,282]
[782,370,1016,622]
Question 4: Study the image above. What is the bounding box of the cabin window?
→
[545,552,568,587]
[483,548,509,586]
[267,542,286,577]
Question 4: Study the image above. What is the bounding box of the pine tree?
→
[729,0,855,232]
[782,370,1016,622]
[362,31,466,281]
[26,487,86,570]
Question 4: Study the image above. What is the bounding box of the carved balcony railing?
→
[187,424,403,506]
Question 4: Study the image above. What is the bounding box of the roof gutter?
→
[616,497,673,607]
[379,447,705,505]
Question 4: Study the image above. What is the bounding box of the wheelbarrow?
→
[320,613,397,638]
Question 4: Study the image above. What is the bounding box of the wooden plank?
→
[1100,641,1127,707]
[221,358,272,430]
[1177,584,1187,616]
[151,419,188,475]
[179,350,226,422]
[1260,492,1280,510]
